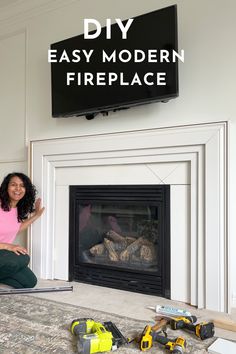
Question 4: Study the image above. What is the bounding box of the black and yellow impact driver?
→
[170,316,215,340]
[139,325,186,353]
[153,332,186,354]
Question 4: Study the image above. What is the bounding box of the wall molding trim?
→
[0,29,27,162]
[30,121,229,312]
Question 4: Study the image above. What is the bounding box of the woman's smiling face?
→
[7,176,26,207]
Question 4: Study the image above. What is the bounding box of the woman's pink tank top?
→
[0,207,21,244]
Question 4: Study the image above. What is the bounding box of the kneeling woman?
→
[0,172,44,288]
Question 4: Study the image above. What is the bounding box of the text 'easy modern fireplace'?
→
[69,185,170,297]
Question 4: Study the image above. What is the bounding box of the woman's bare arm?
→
[18,198,45,233]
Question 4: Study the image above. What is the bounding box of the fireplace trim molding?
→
[30,121,229,312]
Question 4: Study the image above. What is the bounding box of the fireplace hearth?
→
[69,185,170,297]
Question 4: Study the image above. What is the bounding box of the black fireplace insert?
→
[69,185,170,297]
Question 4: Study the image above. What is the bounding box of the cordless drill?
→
[152,332,186,354]
[170,316,215,340]
[139,325,186,353]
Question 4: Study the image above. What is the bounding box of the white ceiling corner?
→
[0,0,75,26]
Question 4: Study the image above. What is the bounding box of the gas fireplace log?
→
[107,231,137,244]
[106,230,136,250]
[141,239,156,248]
[111,237,137,252]
[89,236,156,263]
[140,244,156,262]
[104,238,119,261]
[120,237,145,261]
[106,230,126,242]
[89,243,105,256]
[126,236,137,244]
[111,242,127,252]
[88,238,134,257]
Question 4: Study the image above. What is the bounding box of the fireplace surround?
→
[30,121,229,312]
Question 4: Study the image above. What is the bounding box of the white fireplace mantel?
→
[30,121,229,312]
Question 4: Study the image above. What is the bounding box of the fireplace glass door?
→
[69,185,170,297]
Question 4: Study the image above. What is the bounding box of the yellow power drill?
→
[170,316,215,340]
[153,332,186,354]
[139,325,186,353]
[71,318,127,354]
[139,325,153,351]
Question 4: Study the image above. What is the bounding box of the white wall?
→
[0,0,235,306]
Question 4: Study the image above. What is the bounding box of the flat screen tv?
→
[50,5,179,119]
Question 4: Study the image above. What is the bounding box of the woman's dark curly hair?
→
[0,172,37,222]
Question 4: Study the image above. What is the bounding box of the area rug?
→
[0,295,215,354]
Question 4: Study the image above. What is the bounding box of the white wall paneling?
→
[0,30,26,162]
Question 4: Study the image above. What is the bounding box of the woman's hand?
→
[6,244,28,255]
[34,198,45,218]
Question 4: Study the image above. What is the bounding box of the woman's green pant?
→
[0,250,37,288]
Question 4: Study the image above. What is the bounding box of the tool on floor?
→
[129,319,168,348]
[153,314,214,340]
[138,319,172,350]
[0,286,73,295]
[148,305,192,318]
[169,316,215,340]
[151,318,170,333]
[139,324,186,353]
[152,332,186,354]
[70,318,127,354]
[139,325,153,351]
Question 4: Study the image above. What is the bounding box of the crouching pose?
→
[0,172,44,288]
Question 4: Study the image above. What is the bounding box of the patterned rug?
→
[0,295,215,354]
